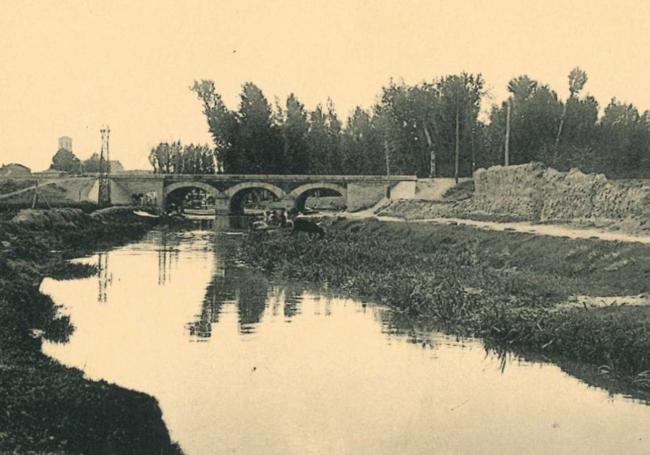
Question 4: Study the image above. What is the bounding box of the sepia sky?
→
[1,0,650,171]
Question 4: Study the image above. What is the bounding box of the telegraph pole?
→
[98,126,111,207]
[31,181,39,209]
[454,103,460,183]
[383,140,391,177]
[504,100,511,166]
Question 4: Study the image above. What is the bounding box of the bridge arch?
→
[226,182,286,213]
[288,183,347,212]
[163,181,224,209]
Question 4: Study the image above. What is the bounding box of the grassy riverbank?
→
[0,208,183,454]
[241,217,650,389]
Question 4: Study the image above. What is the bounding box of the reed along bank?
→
[241,217,650,391]
[0,207,183,454]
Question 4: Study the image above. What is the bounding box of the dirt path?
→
[337,203,650,244]
[374,215,650,244]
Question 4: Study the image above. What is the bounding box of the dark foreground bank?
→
[0,208,183,454]
[241,217,650,393]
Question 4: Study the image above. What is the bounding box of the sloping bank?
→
[0,208,183,454]
[241,217,650,391]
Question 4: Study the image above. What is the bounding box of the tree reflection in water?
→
[96,252,110,304]
[102,226,439,347]
[156,231,181,286]
[186,237,307,338]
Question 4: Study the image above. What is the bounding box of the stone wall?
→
[390,180,417,200]
[346,182,387,211]
[415,178,472,201]
[109,177,165,209]
[305,196,346,210]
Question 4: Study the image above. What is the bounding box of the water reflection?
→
[96,252,110,303]
[213,213,256,231]
[187,263,270,338]
[132,224,306,339]
[42,226,650,455]
[157,233,180,285]
[187,235,309,338]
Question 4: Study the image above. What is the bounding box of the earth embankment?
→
[0,208,183,454]
[380,163,650,235]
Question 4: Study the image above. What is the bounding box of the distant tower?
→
[98,126,111,207]
[58,136,72,151]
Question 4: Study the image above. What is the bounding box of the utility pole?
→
[423,124,436,178]
[31,181,39,209]
[454,103,460,183]
[504,99,511,166]
[383,140,391,177]
[31,180,51,209]
[383,139,392,199]
[470,120,476,175]
[469,102,476,175]
[98,126,111,207]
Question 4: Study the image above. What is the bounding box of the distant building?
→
[0,163,31,177]
[109,160,124,173]
[34,169,68,176]
[118,169,153,175]
[58,136,72,151]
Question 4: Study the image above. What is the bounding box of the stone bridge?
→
[106,174,417,214]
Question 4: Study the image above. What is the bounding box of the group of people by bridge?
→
[251,208,325,239]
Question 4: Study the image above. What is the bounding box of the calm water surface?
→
[42,225,650,455]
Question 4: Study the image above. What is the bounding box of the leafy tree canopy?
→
[50,148,81,173]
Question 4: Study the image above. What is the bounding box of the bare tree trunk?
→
[505,99,511,166]
[470,121,476,174]
[469,103,476,174]
[454,104,460,183]
[553,99,569,164]
[555,102,567,148]
[383,140,390,176]
[31,181,38,209]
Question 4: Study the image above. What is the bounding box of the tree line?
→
[48,149,109,174]
[50,68,650,179]
[46,142,217,174]
[190,76,485,178]
[148,142,216,174]
[484,69,650,178]
[186,69,650,179]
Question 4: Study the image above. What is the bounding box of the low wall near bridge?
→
[105,177,164,207]
[415,178,472,201]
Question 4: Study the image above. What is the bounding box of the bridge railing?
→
[114,173,418,182]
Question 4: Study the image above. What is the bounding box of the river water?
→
[42,224,650,454]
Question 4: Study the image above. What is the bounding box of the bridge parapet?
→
[157,174,416,182]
